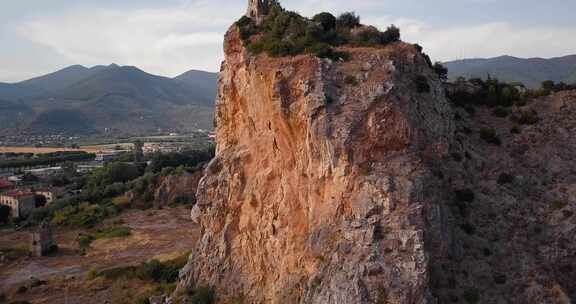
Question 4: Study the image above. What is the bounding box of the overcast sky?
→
[1,0,575,82]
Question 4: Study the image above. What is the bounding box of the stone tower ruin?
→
[31,220,56,257]
[246,0,277,24]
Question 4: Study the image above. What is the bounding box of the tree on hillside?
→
[542,80,555,94]
[88,162,142,190]
[381,25,401,44]
[313,12,336,31]
[62,162,77,178]
[337,12,360,28]
[433,62,448,81]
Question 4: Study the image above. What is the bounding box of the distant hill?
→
[0,99,33,129]
[174,70,218,99]
[0,65,218,136]
[56,65,214,106]
[0,82,49,101]
[445,54,576,88]
[19,64,108,92]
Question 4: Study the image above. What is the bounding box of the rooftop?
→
[0,178,14,189]
[3,190,35,198]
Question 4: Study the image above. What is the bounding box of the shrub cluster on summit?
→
[236,3,402,60]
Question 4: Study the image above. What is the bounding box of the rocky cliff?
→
[177,5,455,304]
[154,170,203,208]
[175,3,576,304]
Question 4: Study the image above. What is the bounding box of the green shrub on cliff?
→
[188,286,216,304]
[479,128,502,145]
[313,12,337,30]
[236,4,401,59]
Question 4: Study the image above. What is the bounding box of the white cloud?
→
[9,0,576,81]
[16,2,245,77]
[366,17,576,62]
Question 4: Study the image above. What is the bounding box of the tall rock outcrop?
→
[178,3,454,304]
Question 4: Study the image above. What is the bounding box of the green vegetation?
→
[514,109,539,125]
[550,200,568,211]
[90,259,186,303]
[492,107,509,118]
[541,80,576,95]
[0,151,95,169]
[51,203,119,228]
[463,288,480,304]
[87,162,143,194]
[344,75,359,86]
[415,75,431,93]
[497,173,514,185]
[147,149,213,173]
[459,222,476,235]
[448,77,523,109]
[93,226,131,239]
[96,252,189,284]
[493,273,507,285]
[0,205,10,225]
[452,189,475,217]
[237,4,401,60]
[433,62,448,81]
[455,189,475,203]
[451,152,463,162]
[24,147,215,227]
[187,287,216,304]
[479,128,502,146]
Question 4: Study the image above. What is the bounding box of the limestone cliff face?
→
[178,22,455,303]
[154,170,203,207]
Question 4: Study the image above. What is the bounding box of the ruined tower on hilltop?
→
[246,0,277,24]
[31,220,56,257]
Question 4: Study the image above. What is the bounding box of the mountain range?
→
[0,65,218,136]
[445,54,576,88]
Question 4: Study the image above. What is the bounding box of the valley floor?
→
[0,207,199,303]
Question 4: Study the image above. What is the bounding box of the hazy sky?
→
[1,0,576,82]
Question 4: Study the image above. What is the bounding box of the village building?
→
[76,164,103,174]
[95,150,128,162]
[0,190,36,218]
[0,178,14,192]
[34,189,56,204]
[24,167,63,178]
[142,143,184,154]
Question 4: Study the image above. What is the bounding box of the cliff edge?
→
[177,2,455,303]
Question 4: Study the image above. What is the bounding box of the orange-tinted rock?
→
[177,19,454,303]
[154,170,203,207]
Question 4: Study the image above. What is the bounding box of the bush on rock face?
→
[415,75,431,93]
[455,189,475,203]
[480,128,502,146]
[497,173,515,185]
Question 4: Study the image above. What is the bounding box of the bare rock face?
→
[177,16,455,303]
[154,171,203,207]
